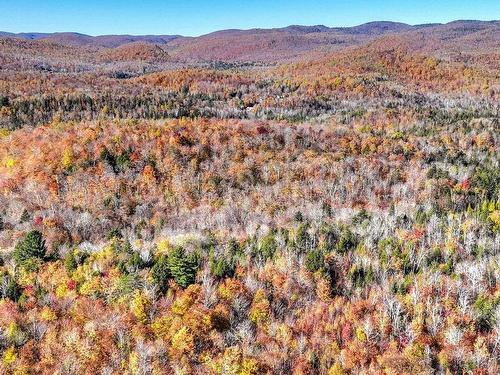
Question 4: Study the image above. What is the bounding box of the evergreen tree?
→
[0,273,21,301]
[151,255,170,294]
[305,249,324,273]
[210,255,235,279]
[167,247,199,288]
[336,227,358,254]
[254,232,277,262]
[13,230,47,266]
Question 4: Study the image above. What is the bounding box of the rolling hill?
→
[1,20,498,66]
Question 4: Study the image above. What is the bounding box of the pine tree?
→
[151,255,170,294]
[13,230,47,266]
[167,247,199,288]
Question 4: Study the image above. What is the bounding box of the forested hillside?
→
[0,20,498,374]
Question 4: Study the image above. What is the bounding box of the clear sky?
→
[1,0,499,36]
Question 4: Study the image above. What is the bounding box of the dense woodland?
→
[0,20,499,374]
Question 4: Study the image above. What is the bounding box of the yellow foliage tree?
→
[131,290,150,324]
[170,326,194,359]
[249,289,270,325]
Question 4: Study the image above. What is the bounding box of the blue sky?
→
[1,0,499,36]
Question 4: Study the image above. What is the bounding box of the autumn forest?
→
[0,19,499,375]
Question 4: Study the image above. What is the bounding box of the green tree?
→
[294,223,311,253]
[474,295,496,332]
[13,230,47,267]
[167,247,200,288]
[210,254,235,279]
[151,255,171,294]
[336,227,357,254]
[473,164,500,200]
[305,249,324,273]
[349,265,374,288]
[254,232,277,262]
[0,272,20,301]
[64,249,88,273]
[126,252,146,272]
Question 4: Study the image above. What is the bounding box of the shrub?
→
[13,230,47,266]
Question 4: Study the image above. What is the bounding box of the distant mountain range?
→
[2,20,496,46]
[0,31,181,48]
[1,20,498,65]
